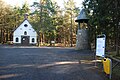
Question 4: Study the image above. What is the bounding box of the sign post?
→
[95,34,112,79]
[95,34,106,66]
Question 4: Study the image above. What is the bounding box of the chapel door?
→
[21,36,30,45]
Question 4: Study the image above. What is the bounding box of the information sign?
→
[96,34,106,57]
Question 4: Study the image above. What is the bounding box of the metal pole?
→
[109,59,112,79]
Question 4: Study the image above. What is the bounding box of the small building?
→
[13,18,37,45]
[75,9,90,50]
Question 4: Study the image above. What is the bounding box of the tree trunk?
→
[1,28,4,44]
[43,33,45,45]
[0,28,2,43]
[115,0,119,56]
[40,33,43,45]
[37,32,40,47]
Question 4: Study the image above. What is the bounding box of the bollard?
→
[102,58,112,79]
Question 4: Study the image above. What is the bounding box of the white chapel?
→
[13,14,37,45]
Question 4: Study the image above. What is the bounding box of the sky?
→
[3,0,84,9]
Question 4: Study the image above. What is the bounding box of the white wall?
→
[13,36,21,43]
[13,20,37,44]
[30,36,37,44]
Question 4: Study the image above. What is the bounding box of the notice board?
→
[96,34,106,57]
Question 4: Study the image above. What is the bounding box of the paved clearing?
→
[0,47,105,80]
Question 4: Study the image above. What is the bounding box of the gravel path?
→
[0,47,105,80]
